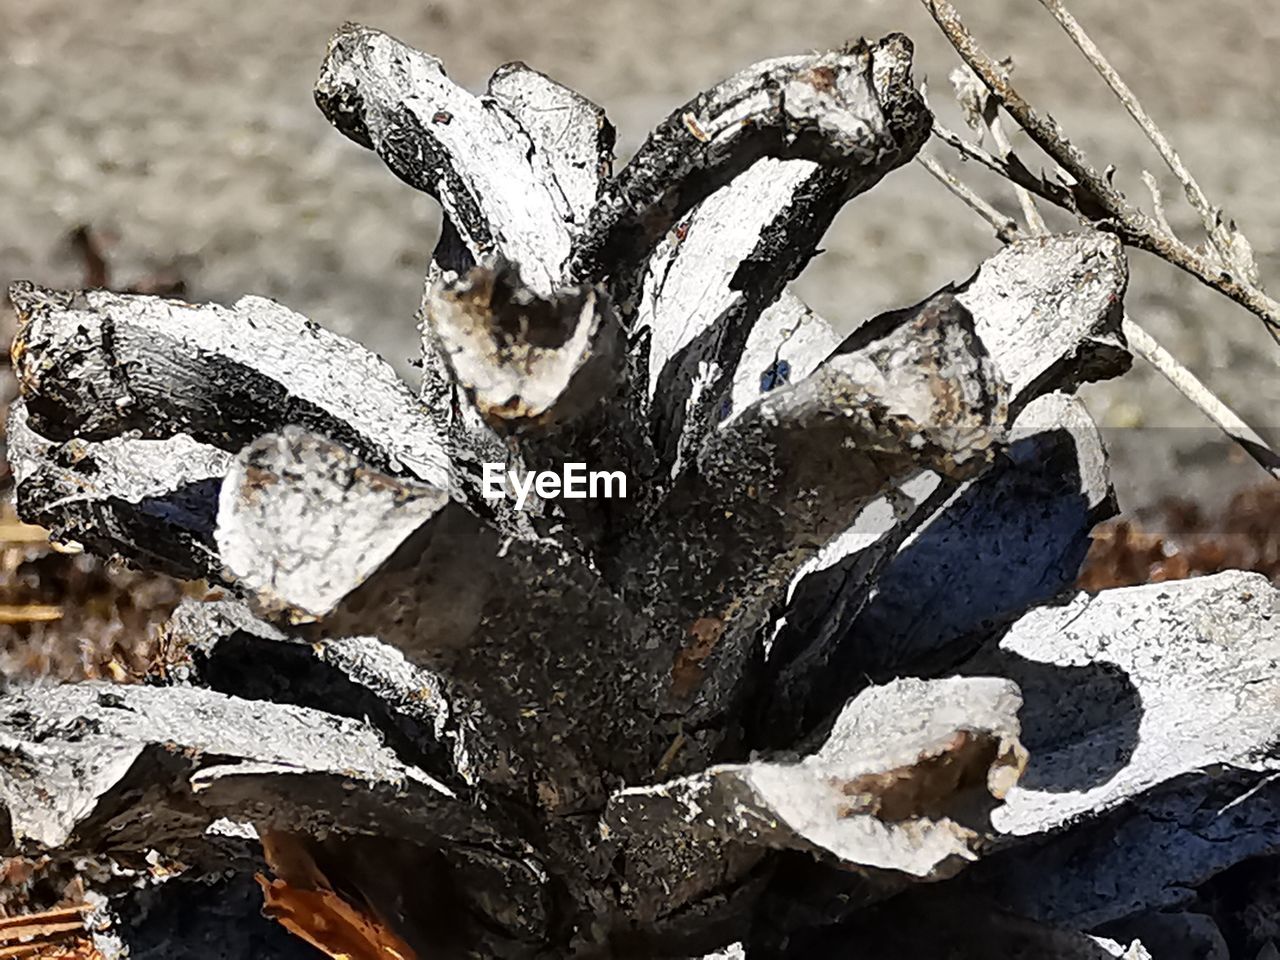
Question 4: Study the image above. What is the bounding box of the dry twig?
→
[1035,0,1258,282]
[921,0,1280,341]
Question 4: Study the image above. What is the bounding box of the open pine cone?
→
[3,23,1278,960]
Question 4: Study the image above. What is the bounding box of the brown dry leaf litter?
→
[0,897,101,959]
[1078,484,1280,590]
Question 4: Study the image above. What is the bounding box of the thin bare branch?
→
[921,0,1280,339]
[1035,0,1254,278]
[988,115,1049,234]
[948,64,1049,234]
[1141,170,1176,237]
[922,0,1136,223]
[1118,319,1280,478]
[930,120,1086,213]
[915,151,1020,243]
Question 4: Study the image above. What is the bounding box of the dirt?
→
[2,0,1278,513]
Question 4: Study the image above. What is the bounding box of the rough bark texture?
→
[217,429,450,621]
[756,233,1127,747]
[757,390,1116,745]
[4,19,1268,960]
[604,676,1026,926]
[567,35,929,288]
[0,682,474,855]
[7,399,230,579]
[428,260,624,435]
[8,282,447,486]
[316,24,578,296]
[981,571,1280,840]
[214,427,652,810]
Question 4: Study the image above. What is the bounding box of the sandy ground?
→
[2,0,1279,512]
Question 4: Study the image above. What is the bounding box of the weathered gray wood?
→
[952,232,1130,406]
[884,573,1280,934]
[0,680,545,957]
[724,293,841,428]
[7,399,231,578]
[985,572,1280,837]
[108,600,561,955]
[576,37,931,487]
[20,16,1271,957]
[420,260,536,532]
[628,230,1125,747]
[693,291,1004,555]
[333,41,617,458]
[215,428,656,810]
[8,282,447,486]
[217,428,449,621]
[738,232,1124,555]
[316,25,582,296]
[486,61,614,226]
[765,469,943,657]
[415,64,618,503]
[568,34,930,287]
[980,571,1280,835]
[325,38,623,516]
[972,770,1280,930]
[856,392,1110,663]
[424,257,651,543]
[635,160,842,468]
[0,682,484,858]
[429,258,624,433]
[757,234,1127,743]
[610,292,1007,767]
[639,162,818,402]
[160,597,473,790]
[603,677,1025,924]
[758,392,1114,745]
[351,26,930,486]
[735,232,1124,551]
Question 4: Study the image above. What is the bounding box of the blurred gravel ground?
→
[2,0,1279,512]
